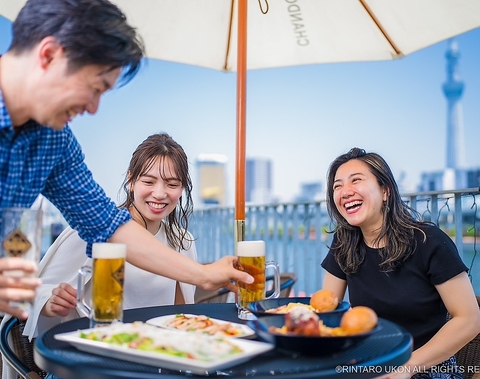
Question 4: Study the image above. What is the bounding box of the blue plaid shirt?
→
[0,88,131,257]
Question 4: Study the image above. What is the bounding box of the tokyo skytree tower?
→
[442,39,466,170]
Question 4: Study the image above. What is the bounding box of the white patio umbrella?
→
[3,0,480,242]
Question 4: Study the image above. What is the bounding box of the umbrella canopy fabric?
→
[2,0,480,71]
[2,0,480,241]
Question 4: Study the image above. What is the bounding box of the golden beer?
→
[92,256,125,323]
[77,243,126,327]
[237,255,266,308]
[237,241,279,320]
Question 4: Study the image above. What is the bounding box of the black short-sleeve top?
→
[321,224,467,350]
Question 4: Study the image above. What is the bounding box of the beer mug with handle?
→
[77,243,126,328]
[0,207,42,313]
[237,240,280,320]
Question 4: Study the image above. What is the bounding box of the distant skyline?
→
[1,16,479,206]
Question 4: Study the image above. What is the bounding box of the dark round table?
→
[34,303,412,379]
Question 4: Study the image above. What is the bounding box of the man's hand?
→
[201,256,254,291]
[0,258,41,319]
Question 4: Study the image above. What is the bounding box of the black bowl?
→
[247,315,380,357]
[247,297,350,327]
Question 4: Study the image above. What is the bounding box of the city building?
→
[196,153,228,207]
[294,182,323,202]
[246,157,273,204]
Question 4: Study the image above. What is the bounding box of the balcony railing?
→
[190,188,480,296]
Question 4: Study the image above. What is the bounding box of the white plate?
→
[55,322,273,376]
[146,313,255,338]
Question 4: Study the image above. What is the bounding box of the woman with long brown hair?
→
[322,147,480,379]
[23,133,197,341]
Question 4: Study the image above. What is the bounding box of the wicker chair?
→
[0,317,47,379]
[449,296,480,379]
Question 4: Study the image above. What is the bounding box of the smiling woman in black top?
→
[322,147,480,379]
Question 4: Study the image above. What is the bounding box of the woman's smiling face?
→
[132,156,184,234]
[333,159,387,235]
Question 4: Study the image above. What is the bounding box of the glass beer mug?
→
[237,240,280,320]
[0,207,42,312]
[77,243,126,328]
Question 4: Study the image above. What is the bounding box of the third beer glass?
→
[78,243,126,327]
[0,207,42,312]
[237,240,280,320]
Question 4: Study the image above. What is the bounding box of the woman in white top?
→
[24,132,197,340]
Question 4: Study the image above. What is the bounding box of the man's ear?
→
[37,36,63,69]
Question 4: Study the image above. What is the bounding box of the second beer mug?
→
[0,207,42,313]
[77,243,126,328]
[237,240,280,320]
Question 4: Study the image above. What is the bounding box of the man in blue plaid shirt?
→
[0,0,253,319]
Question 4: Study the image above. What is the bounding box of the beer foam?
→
[92,243,127,259]
[237,240,265,257]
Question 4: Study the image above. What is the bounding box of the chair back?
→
[266,272,297,298]
[194,287,231,304]
[0,317,46,378]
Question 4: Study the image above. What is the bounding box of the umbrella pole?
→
[235,0,247,249]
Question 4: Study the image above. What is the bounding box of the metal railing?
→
[190,188,480,296]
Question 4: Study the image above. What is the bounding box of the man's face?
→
[34,47,121,130]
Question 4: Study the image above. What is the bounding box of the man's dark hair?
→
[9,0,145,85]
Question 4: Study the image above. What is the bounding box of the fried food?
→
[284,307,321,336]
[268,308,345,337]
[310,289,339,312]
[340,306,378,335]
[268,305,377,337]
[266,289,339,314]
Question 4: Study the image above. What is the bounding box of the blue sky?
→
[1,16,480,206]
